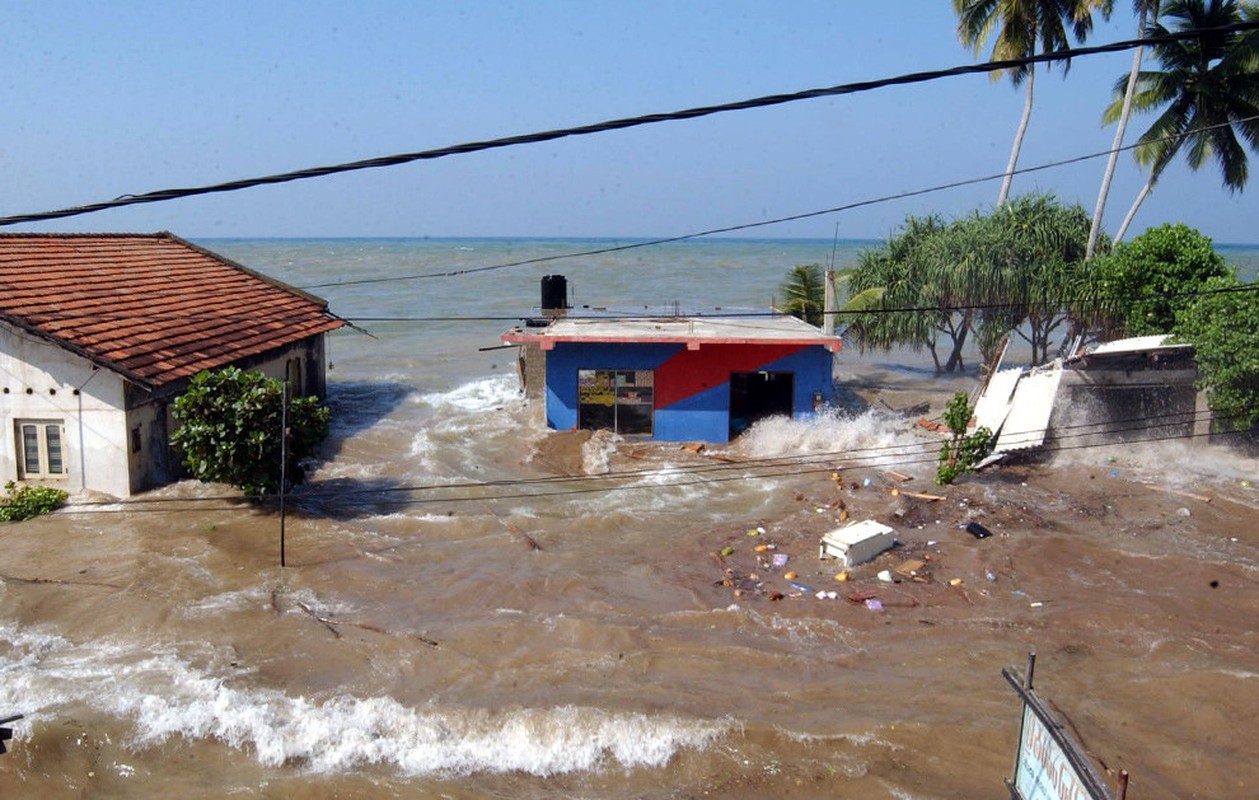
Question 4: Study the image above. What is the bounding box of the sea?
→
[2,237,1257,799]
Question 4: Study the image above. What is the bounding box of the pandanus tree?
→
[954,0,1114,206]
[1108,0,1259,242]
[843,195,1095,373]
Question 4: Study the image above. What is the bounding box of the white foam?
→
[418,375,521,413]
[1052,437,1259,486]
[733,409,928,469]
[0,622,726,777]
[581,430,618,474]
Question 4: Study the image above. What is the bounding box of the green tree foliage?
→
[171,366,331,497]
[844,194,1095,372]
[777,263,825,327]
[0,481,68,522]
[1091,223,1231,336]
[936,393,995,485]
[1107,0,1259,241]
[1175,275,1259,431]
[843,214,957,370]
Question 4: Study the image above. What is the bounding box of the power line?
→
[292,112,1259,291]
[2,22,1255,230]
[60,405,1242,513]
[3,281,1252,329]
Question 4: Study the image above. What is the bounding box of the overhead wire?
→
[2,23,1251,517]
[0,21,1255,231]
[3,275,1253,330]
[289,111,1259,291]
[60,405,1244,514]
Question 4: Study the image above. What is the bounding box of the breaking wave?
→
[417,375,522,414]
[0,623,726,777]
[733,409,931,469]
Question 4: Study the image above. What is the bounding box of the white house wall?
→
[1,322,133,497]
[3,324,333,499]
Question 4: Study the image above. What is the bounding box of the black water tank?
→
[541,274,568,312]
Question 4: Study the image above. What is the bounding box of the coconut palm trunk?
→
[999,67,1036,206]
[1113,160,1164,242]
[1088,3,1156,257]
[1103,0,1259,243]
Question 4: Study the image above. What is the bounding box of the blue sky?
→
[2,1,1254,242]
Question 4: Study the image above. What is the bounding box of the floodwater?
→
[2,239,1257,799]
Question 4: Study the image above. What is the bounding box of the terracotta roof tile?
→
[0,232,344,388]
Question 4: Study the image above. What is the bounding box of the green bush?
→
[171,366,331,497]
[0,480,69,522]
[1092,224,1231,336]
[1175,276,1259,432]
[936,393,994,486]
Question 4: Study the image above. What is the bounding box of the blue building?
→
[503,314,842,443]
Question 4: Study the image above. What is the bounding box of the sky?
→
[2,1,1255,243]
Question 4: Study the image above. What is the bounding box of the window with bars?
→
[16,420,67,479]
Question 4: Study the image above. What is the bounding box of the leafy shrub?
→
[0,480,69,521]
[171,367,331,497]
[1175,276,1259,432]
[936,393,994,486]
[1092,224,1231,336]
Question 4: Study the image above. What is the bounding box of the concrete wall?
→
[1,322,133,497]
[542,340,836,442]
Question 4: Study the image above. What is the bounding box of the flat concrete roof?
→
[1089,334,1188,355]
[502,314,843,352]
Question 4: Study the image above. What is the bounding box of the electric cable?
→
[288,114,1259,290]
[1,22,1254,230]
[3,278,1254,328]
[58,405,1246,513]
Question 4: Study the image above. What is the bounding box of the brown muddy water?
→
[3,239,1258,798]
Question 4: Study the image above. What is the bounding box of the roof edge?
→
[0,314,157,391]
[161,232,336,310]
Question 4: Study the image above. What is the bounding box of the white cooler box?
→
[819,520,896,568]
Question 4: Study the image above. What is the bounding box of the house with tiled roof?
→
[0,232,344,498]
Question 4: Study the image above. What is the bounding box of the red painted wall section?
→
[653,344,808,408]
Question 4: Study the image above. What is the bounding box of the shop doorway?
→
[729,371,794,438]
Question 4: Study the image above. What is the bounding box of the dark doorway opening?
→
[729,371,794,438]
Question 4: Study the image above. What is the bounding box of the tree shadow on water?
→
[317,381,415,461]
[262,476,464,523]
[271,477,413,522]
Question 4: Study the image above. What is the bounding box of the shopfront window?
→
[577,369,654,436]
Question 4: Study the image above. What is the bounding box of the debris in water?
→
[965,521,993,539]
[819,520,897,567]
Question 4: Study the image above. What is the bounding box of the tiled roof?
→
[0,232,344,388]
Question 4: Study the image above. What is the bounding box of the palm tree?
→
[954,0,1114,206]
[1109,0,1259,243]
[1087,1,1163,259]
[777,263,826,327]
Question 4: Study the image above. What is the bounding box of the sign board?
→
[1014,702,1096,800]
[1004,656,1125,800]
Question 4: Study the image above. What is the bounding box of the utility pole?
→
[823,269,836,336]
[279,381,289,568]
